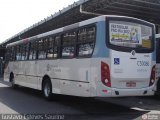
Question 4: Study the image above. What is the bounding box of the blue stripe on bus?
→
[92,21,109,58]
[152,49,156,61]
[152,40,156,61]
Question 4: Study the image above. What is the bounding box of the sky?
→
[0,0,77,43]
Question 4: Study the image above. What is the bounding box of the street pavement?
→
[0,79,160,120]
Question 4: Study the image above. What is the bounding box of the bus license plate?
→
[126,81,136,87]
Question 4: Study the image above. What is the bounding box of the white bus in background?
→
[156,33,160,95]
[4,15,156,100]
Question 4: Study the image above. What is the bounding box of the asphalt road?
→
[0,79,160,120]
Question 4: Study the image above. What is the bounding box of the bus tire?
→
[156,79,160,96]
[42,79,53,101]
[9,73,18,89]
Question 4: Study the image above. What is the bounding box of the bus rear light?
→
[149,65,156,86]
[101,61,111,87]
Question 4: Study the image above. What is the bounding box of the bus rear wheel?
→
[42,79,53,100]
[156,79,160,96]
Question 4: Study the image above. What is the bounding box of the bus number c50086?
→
[137,61,149,66]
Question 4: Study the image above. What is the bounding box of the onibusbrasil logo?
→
[141,114,159,120]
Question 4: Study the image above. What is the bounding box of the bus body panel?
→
[90,58,155,97]
[110,50,152,89]
[4,59,92,97]
[58,59,90,96]
[90,58,112,97]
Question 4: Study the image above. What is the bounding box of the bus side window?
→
[5,48,11,62]
[47,36,60,59]
[62,31,76,58]
[29,42,32,60]
[29,42,37,60]
[37,38,47,59]
[25,43,30,60]
[12,46,16,61]
[44,38,48,58]
[77,26,96,57]
[21,44,26,60]
[54,36,60,58]
[9,46,16,61]
[47,37,54,59]
[16,45,22,61]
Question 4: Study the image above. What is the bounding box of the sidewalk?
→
[0,77,11,86]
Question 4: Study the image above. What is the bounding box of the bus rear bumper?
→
[97,86,155,97]
[96,82,155,97]
[111,87,155,97]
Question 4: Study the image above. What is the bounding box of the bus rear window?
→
[109,20,153,50]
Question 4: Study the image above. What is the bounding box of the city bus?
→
[156,33,160,95]
[4,15,156,100]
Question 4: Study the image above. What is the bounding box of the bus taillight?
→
[149,65,156,86]
[101,61,111,87]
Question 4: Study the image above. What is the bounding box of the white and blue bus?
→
[4,15,156,99]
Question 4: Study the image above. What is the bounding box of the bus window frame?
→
[76,25,96,58]
[28,41,38,61]
[46,36,54,59]
[6,24,97,62]
[61,30,77,59]
[16,45,22,61]
[46,34,61,60]
[9,46,16,61]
